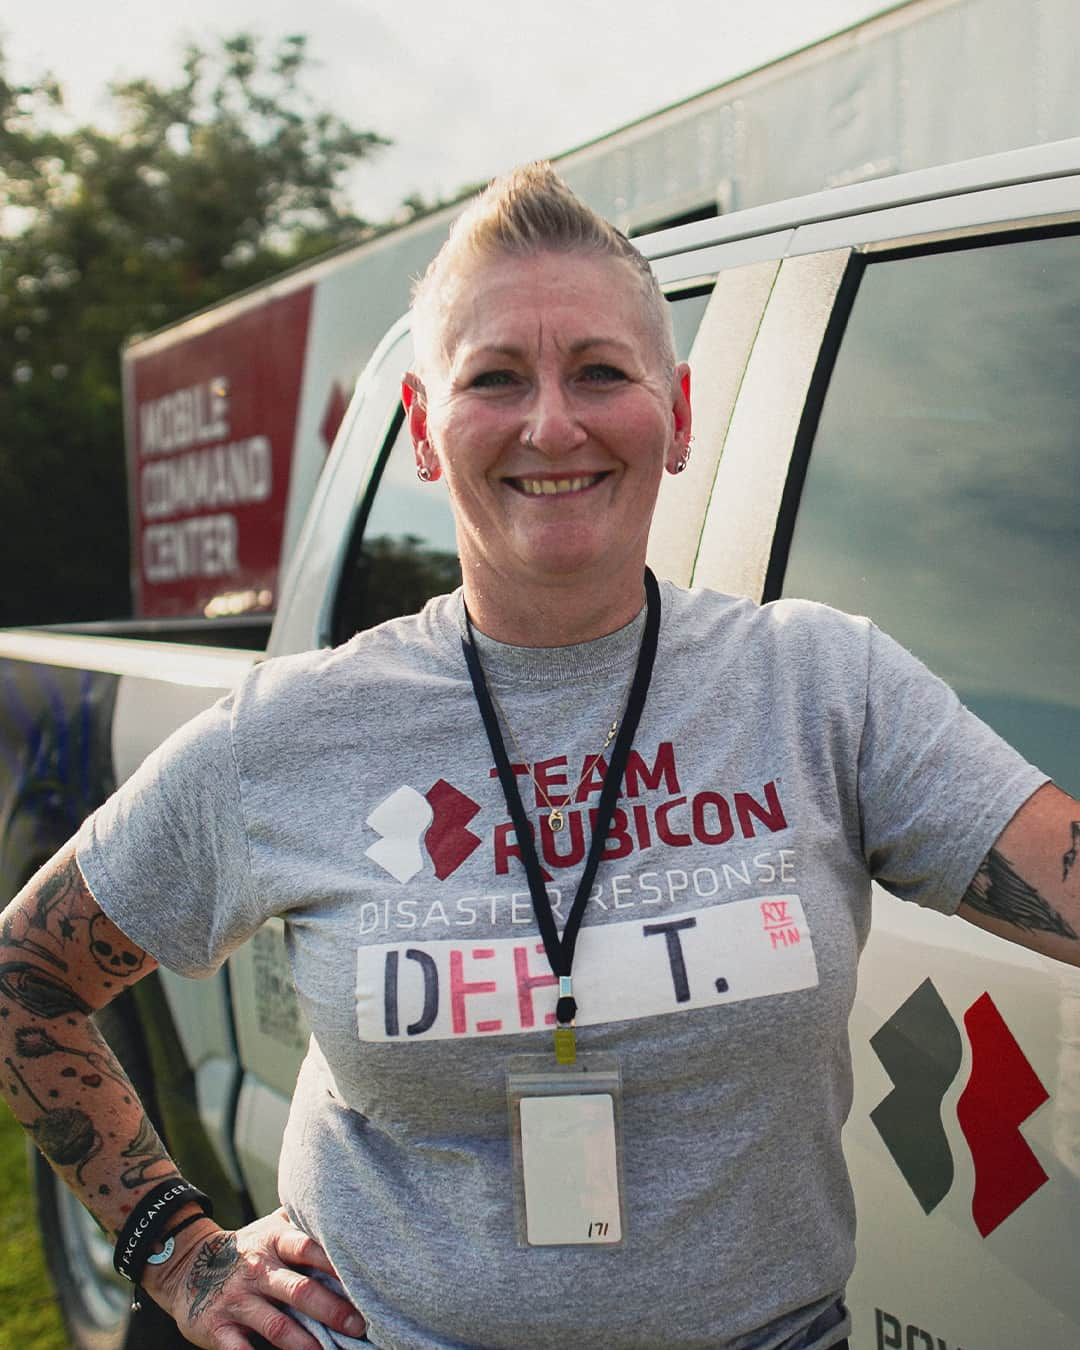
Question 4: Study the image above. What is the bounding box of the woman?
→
[2,163,1077,1350]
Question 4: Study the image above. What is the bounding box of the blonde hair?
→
[410,162,676,380]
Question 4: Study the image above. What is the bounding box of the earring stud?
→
[417,466,432,482]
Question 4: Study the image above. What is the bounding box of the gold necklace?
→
[484,678,629,833]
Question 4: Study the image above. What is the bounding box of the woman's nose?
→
[523,380,588,456]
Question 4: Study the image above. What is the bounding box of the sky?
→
[2,0,891,220]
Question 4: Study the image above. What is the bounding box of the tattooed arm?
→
[958,783,1080,965]
[0,843,366,1349]
[0,843,166,1214]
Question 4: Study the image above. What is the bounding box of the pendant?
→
[548,809,565,833]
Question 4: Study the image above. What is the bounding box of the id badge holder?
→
[506,1054,626,1248]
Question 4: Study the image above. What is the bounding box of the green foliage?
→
[0,34,389,624]
[333,533,462,643]
[0,1111,66,1348]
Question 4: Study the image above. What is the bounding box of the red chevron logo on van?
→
[870,979,1048,1236]
[956,992,1050,1236]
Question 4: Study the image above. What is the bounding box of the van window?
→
[779,231,1080,792]
[332,288,712,644]
[668,289,711,365]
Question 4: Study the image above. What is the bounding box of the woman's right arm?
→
[0,842,367,1349]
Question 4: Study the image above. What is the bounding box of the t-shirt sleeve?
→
[76,691,265,978]
[857,623,1048,914]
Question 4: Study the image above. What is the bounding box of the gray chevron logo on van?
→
[869,978,963,1214]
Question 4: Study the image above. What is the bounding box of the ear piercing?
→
[417,466,432,482]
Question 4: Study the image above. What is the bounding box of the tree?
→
[0,55,64,211]
[0,34,388,625]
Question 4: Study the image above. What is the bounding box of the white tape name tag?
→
[356,894,817,1042]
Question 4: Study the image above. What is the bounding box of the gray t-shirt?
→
[77,583,1046,1350]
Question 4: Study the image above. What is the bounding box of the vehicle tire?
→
[32,1145,133,1350]
[29,996,191,1350]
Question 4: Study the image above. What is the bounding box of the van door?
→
[779,225,1080,1350]
[700,219,1080,1348]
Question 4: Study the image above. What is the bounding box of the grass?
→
[0,1108,69,1350]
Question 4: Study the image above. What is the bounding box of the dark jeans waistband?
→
[785,1297,849,1349]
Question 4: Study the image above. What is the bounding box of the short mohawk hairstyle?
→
[410,162,675,378]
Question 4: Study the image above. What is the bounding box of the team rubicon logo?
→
[366,751,790,889]
[870,978,1049,1236]
[366,780,482,882]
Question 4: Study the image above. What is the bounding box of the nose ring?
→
[524,430,536,449]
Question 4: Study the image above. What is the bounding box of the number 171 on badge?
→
[518,1094,622,1245]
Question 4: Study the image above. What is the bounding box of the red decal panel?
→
[130,285,315,618]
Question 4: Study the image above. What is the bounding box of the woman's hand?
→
[143,1208,368,1349]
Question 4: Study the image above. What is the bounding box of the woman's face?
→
[404,250,691,608]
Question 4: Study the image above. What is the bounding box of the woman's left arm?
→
[957,782,1080,964]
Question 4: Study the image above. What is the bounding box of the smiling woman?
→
[4,160,1079,1350]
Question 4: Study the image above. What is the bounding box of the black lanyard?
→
[461,569,661,1027]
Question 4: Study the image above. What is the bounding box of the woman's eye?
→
[580,364,627,383]
[470,369,518,389]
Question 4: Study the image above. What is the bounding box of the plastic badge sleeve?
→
[506,1053,626,1248]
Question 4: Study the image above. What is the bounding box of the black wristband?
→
[113,1179,214,1283]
